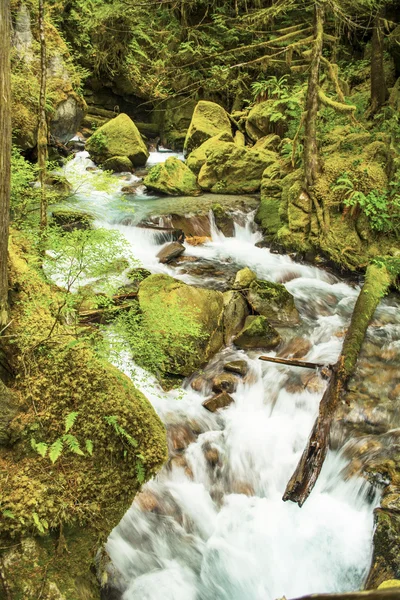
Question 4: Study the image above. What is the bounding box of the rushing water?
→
[59,151,400,600]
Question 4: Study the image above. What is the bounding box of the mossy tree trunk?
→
[283,263,392,507]
[0,0,11,328]
[370,8,388,115]
[303,1,326,233]
[38,0,48,232]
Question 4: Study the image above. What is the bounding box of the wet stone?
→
[167,424,196,453]
[157,242,185,264]
[212,372,239,394]
[278,337,312,360]
[224,360,249,377]
[203,444,220,467]
[202,392,234,412]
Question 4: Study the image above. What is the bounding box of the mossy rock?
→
[45,174,73,194]
[247,280,300,327]
[144,157,201,196]
[0,381,19,447]
[233,315,281,349]
[86,113,149,167]
[186,131,234,175]
[51,209,94,231]
[233,267,257,289]
[103,155,133,173]
[184,101,232,155]
[198,142,278,194]
[378,580,400,589]
[252,134,281,152]
[138,274,224,376]
[246,100,287,141]
[158,97,197,150]
[255,196,282,239]
[223,290,250,344]
[0,235,167,598]
[212,202,235,236]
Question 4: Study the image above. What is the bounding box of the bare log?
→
[259,355,331,370]
[283,264,392,507]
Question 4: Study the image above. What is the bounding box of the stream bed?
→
[61,151,400,600]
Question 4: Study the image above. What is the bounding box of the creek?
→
[61,150,400,600]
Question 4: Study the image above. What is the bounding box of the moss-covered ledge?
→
[0,235,167,599]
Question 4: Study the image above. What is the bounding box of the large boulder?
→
[157,242,185,263]
[144,157,200,196]
[138,274,225,376]
[186,131,234,175]
[247,279,300,326]
[184,101,232,155]
[198,142,278,194]
[159,97,197,150]
[233,315,281,349]
[103,155,133,173]
[233,267,257,289]
[50,94,86,145]
[246,100,287,141]
[86,113,149,167]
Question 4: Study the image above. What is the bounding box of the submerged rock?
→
[233,315,281,349]
[198,142,278,194]
[138,274,225,376]
[184,100,232,155]
[86,113,149,167]
[247,279,300,327]
[144,157,201,196]
[157,242,185,264]
[202,392,234,412]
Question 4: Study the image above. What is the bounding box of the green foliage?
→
[11,147,40,225]
[31,411,90,463]
[251,75,289,102]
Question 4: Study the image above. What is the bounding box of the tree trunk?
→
[0,0,11,327]
[283,264,392,507]
[303,2,326,232]
[38,0,48,231]
[370,9,388,115]
[287,590,400,600]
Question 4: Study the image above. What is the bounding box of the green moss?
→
[186,131,234,175]
[144,157,201,196]
[0,235,167,598]
[247,279,300,326]
[102,155,133,173]
[184,101,232,155]
[233,315,281,349]
[86,114,149,167]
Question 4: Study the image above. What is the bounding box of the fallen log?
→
[283,264,392,507]
[78,302,135,324]
[285,589,400,600]
[259,355,331,370]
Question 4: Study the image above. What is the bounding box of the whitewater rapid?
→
[60,151,394,600]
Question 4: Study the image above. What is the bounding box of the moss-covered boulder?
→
[186,131,234,175]
[233,267,257,289]
[157,97,197,150]
[184,101,232,155]
[86,113,149,167]
[198,142,278,194]
[233,315,281,349]
[103,155,133,173]
[144,157,201,196]
[246,100,286,141]
[0,235,167,599]
[138,274,225,376]
[51,209,94,231]
[212,202,235,236]
[247,279,300,326]
[378,580,400,589]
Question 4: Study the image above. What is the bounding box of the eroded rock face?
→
[247,279,300,327]
[138,274,225,376]
[233,315,281,350]
[144,157,200,196]
[184,101,232,155]
[86,113,149,167]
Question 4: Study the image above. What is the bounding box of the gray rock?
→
[157,242,185,264]
[233,315,281,350]
[50,96,86,144]
[223,290,249,344]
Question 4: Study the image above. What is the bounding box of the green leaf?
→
[65,411,79,433]
[3,510,15,519]
[63,433,84,456]
[49,438,64,464]
[31,438,48,458]
[85,439,94,456]
[32,512,45,533]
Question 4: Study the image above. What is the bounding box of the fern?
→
[32,512,48,534]
[85,439,93,456]
[31,438,48,458]
[136,459,146,484]
[65,411,79,433]
[104,415,138,449]
[63,434,84,456]
[49,438,64,464]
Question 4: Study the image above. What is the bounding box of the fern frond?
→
[49,438,64,464]
[85,439,94,456]
[65,411,79,433]
[63,434,84,456]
